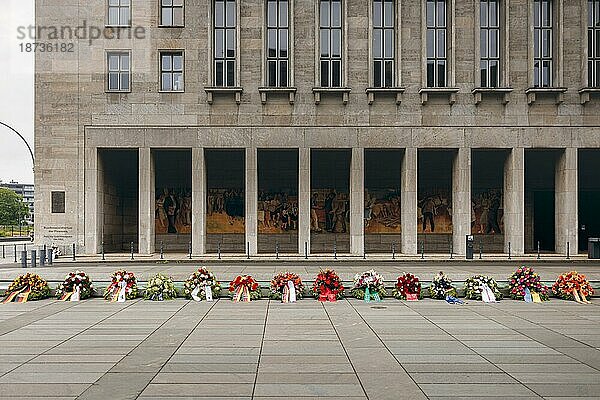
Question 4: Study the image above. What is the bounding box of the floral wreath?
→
[229,275,261,301]
[183,267,221,300]
[312,269,345,300]
[464,275,502,301]
[552,271,594,301]
[351,269,386,300]
[56,271,93,300]
[429,271,457,300]
[392,273,422,300]
[144,273,177,301]
[508,266,549,301]
[270,272,304,300]
[104,270,138,301]
[2,273,50,303]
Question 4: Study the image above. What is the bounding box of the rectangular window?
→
[533,0,552,87]
[373,0,394,87]
[160,51,184,91]
[480,0,500,87]
[161,0,184,26]
[214,0,236,87]
[588,0,600,87]
[320,0,342,87]
[107,51,131,92]
[426,0,447,87]
[108,0,131,26]
[267,0,289,87]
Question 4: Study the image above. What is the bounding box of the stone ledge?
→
[419,87,459,105]
[525,87,568,105]
[312,87,352,105]
[258,87,297,104]
[472,87,513,105]
[204,86,244,105]
[365,87,405,105]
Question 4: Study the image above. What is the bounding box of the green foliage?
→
[0,188,29,225]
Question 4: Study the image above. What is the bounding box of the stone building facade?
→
[34,0,600,256]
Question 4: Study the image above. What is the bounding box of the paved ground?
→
[1,297,599,399]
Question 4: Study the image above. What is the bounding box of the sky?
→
[0,0,35,184]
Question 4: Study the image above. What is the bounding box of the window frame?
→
[587,0,600,87]
[160,0,185,27]
[479,0,501,88]
[265,0,291,87]
[159,51,185,92]
[106,50,132,93]
[107,0,131,27]
[315,0,347,88]
[423,0,454,88]
[530,0,563,88]
[210,0,240,87]
[371,0,397,88]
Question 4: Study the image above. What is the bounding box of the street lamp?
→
[0,121,35,170]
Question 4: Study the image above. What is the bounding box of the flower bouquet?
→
[183,267,221,301]
[312,269,345,302]
[2,273,51,303]
[552,271,593,303]
[464,275,502,302]
[508,266,549,301]
[270,272,304,302]
[104,270,138,302]
[392,273,422,300]
[56,271,93,301]
[428,271,457,300]
[144,273,177,301]
[229,275,261,302]
[351,269,386,302]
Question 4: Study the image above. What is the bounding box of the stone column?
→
[83,147,101,254]
[192,148,206,255]
[555,148,578,255]
[401,148,418,254]
[138,148,155,254]
[245,147,258,255]
[504,147,525,255]
[452,148,471,256]
[350,148,365,255]
[298,148,311,256]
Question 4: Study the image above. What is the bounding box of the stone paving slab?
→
[0,297,599,399]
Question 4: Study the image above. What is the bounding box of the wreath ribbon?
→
[233,285,251,302]
[364,287,381,303]
[2,286,31,304]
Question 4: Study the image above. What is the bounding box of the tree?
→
[0,188,29,225]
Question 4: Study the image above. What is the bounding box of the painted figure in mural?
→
[324,191,336,232]
[155,189,168,231]
[421,197,436,232]
[311,193,321,232]
[332,201,347,233]
[163,189,178,233]
[178,191,192,227]
[485,191,502,234]
[364,190,375,227]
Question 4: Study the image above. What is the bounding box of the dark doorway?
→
[578,149,600,252]
[533,191,555,251]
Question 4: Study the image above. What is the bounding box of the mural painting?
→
[310,189,350,233]
[155,188,192,234]
[364,189,401,233]
[206,189,245,234]
[471,188,503,235]
[417,190,452,234]
[258,192,298,234]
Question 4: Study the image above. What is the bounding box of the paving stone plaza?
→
[1,262,599,399]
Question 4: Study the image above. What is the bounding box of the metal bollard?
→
[449,241,453,260]
[247,242,250,260]
[276,242,279,260]
[420,242,424,259]
[508,241,511,260]
[188,241,192,259]
[47,248,53,265]
[43,245,47,262]
[479,241,483,260]
[567,242,570,260]
[14,244,17,263]
[392,242,396,260]
[31,250,37,268]
[40,249,46,267]
[537,241,541,260]
[2,245,4,259]
[130,241,134,260]
[101,241,105,261]
[217,242,221,260]
[304,241,308,260]
[160,241,164,260]
[333,241,337,260]
[21,251,27,268]
[72,243,76,261]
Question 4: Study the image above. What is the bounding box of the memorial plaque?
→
[51,191,65,214]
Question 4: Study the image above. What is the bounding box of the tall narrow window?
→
[320,0,342,87]
[480,0,500,87]
[214,0,236,87]
[588,0,600,87]
[107,52,131,92]
[161,0,184,26]
[373,0,394,87]
[108,0,131,26]
[160,52,184,91]
[533,0,552,87]
[426,0,447,87]
[267,0,289,87]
